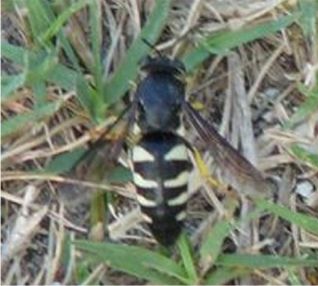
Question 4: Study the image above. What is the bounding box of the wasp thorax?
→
[136,72,185,132]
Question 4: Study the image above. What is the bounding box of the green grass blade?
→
[44,148,87,174]
[1,41,25,65]
[76,74,94,114]
[145,260,190,285]
[89,0,103,88]
[199,197,239,273]
[35,0,88,73]
[5,46,59,107]
[256,199,318,235]
[46,1,84,71]
[26,51,57,84]
[287,269,303,285]
[199,220,233,267]
[23,0,75,58]
[284,84,318,129]
[76,74,105,121]
[103,0,171,105]
[1,73,26,101]
[32,81,47,108]
[298,0,317,37]
[290,144,318,169]
[183,13,297,71]
[88,0,104,120]
[75,260,93,285]
[2,41,77,91]
[177,234,198,284]
[57,31,82,71]
[40,0,89,43]
[75,240,184,284]
[204,267,251,285]
[216,254,318,268]
[1,99,63,138]
[3,0,15,11]
[47,63,77,91]
[25,0,54,46]
[105,166,132,184]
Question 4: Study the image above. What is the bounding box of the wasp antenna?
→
[141,38,163,58]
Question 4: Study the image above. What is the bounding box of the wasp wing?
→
[183,101,272,199]
[71,103,137,174]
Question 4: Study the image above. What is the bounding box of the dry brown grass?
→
[1,0,317,284]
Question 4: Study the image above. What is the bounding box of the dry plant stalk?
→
[1,185,48,273]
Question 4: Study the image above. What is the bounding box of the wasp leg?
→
[192,147,220,189]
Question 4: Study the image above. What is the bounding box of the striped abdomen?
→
[131,132,192,246]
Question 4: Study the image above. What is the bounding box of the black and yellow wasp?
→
[79,45,273,246]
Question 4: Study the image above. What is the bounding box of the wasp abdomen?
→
[131,132,192,246]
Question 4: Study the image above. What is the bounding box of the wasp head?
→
[140,55,186,76]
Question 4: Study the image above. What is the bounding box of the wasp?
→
[80,46,273,246]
